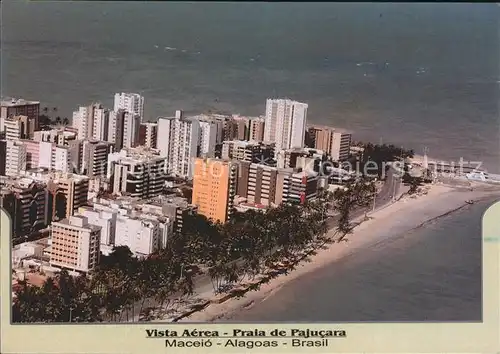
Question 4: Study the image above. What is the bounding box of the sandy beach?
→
[177,181,500,322]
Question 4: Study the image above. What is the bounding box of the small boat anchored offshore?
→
[465,200,474,205]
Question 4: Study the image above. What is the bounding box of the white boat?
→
[465,171,489,181]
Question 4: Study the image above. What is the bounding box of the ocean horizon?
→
[3,2,499,171]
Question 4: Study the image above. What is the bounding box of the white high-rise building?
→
[92,107,109,141]
[73,103,105,140]
[77,206,117,246]
[113,93,144,119]
[52,146,71,173]
[38,141,53,169]
[37,141,77,173]
[115,216,161,257]
[198,121,217,158]
[122,112,141,149]
[4,116,24,141]
[264,99,308,153]
[157,110,200,178]
[5,140,27,176]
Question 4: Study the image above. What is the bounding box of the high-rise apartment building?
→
[115,216,161,257]
[0,140,6,176]
[307,125,351,161]
[189,114,226,144]
[48,173,89,221]
[107,109,125,150]
[67,140,84,174]
[122,112,141,149]
[21,140,41,169]
[277,147,324,171]
[5,140,27,177]
[198,121,217,158]
[138,122,158,149]
[38,141,53,170]
[192,158,238,223]
[51,146,72,173]
[224,117,248,141]
[287,170,319,204]
[113,92,144,119]
[237,164,318,207]
[109,148,166,199]
[221,140,274,163]
[330,131,352,162]
[34,128,77,146]
[92,107,109,141]
[0,98,40,134]
[90,195,181,239]
[77,206,117,246]
[50,215,101,273]
[107,109,140,149]
[72,103,105,140]
[246,163,279,207]
[82,140,113,178]
[0,177,49,238]
[157,111,200,178]
[4,115,33,141]
[264,99,308,153]
[22,170,90,222]
[249,117,265,142]
[35,141,79,173]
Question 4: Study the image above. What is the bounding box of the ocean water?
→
[2,2,499,171]
[224,198,495,322]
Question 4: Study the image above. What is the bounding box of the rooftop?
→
[21,169,89,183]
[187,113,230,122]
[1,98,40,107]
[53,216,101,232]
[292,169,319,178]
[225,139,272,147]
[110,147,163,163]
[307,124,351,134]
[281,147,325,155]
[239,202,268,209]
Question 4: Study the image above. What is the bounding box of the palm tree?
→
[55,116,62,125]
[12,280,44,322]
[62,117,70,126]
[39,277,62,322]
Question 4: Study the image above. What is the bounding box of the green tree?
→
[402,173,424,195]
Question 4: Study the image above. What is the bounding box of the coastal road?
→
[326,166,402,229]
[121,167,405,322]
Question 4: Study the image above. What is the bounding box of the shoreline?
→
[177,183,500,322]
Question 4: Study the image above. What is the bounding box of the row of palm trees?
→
[12,180,376,323]
[39,106,69,129]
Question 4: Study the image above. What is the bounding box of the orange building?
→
[192,158,238,223]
